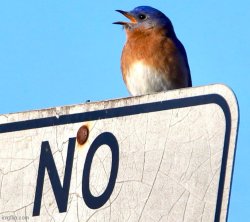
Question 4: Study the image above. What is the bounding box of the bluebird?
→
[114,6,192,96]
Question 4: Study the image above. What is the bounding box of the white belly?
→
[126,61,173,96]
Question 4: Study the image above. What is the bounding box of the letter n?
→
[32,138,76,216]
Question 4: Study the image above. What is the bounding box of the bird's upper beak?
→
[113,10,137,25]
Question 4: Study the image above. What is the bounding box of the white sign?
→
[0,84,238,222]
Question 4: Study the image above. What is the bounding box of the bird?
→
[113,6,192,96]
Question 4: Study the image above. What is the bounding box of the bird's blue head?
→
[114,6,174,33]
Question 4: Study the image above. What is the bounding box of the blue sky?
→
[0,1,249,221]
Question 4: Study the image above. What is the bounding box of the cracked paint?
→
[0,85,238,221]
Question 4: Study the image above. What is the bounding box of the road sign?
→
[0,84,238,222]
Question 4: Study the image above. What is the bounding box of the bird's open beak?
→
[113,10,137,25]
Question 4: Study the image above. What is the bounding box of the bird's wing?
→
[174,37,192,87]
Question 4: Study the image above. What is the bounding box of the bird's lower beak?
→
[113,10,137,25]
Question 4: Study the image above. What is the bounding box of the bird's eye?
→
[138,14,146,20]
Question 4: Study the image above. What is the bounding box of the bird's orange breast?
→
[121,27,189,95]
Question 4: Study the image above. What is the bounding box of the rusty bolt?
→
[77,125,89,145]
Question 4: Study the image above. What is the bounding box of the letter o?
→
[82,132,119,209]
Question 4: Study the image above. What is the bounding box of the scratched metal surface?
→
[0,84,238,222]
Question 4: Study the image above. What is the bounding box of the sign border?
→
[0,94,232,222]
